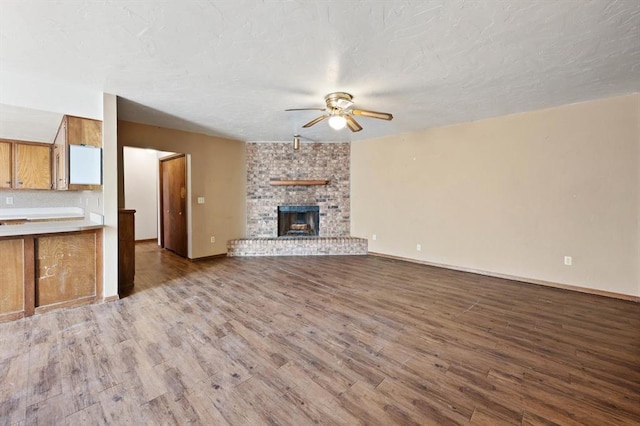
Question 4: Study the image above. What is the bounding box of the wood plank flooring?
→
[1,241,639,425]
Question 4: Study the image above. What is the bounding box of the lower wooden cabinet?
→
[36,233,97,307]
[0,239,26,315]
[0,229,102,322]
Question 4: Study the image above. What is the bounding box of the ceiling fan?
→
[286,92,393,132]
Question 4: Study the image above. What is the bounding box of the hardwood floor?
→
[1,241,639,425]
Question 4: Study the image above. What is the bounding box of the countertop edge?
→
[0,221,104,238]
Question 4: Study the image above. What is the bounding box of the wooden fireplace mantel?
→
[269,179,330,186]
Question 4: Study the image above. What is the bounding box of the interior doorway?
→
[123,147,191,295]
[159,154,188,257]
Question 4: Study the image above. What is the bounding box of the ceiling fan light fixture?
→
[286,92,392,132]
[328,115,347,130]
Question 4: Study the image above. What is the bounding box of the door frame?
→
[158,153,188,255]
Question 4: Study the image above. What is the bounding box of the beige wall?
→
[118,121,246,258]
[351,94,639,297]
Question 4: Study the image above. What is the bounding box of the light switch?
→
[197,197,205,204]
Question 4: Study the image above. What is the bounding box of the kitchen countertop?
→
[0,207,104,237]
[0,207,85,221]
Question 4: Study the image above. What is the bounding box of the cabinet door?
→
[67,116,102,147]
[64,116,103,190]
[36,233,96,307]
[0,239,24,315]
[15,143,51,189]
[0,141,12,189]
[53,118,67,190]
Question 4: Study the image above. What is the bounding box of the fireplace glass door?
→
[278,206,319,237]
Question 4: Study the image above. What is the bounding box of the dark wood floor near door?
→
[1,242,639,425]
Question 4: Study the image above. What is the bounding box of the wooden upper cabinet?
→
[0,140,12,189]
[53,115,102,191]
[13,142,52,190]
[0,139,52,190]
[67,115,102,147]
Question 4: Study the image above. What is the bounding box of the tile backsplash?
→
[0,189,103,218]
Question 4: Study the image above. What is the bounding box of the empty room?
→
[0,1,638,424]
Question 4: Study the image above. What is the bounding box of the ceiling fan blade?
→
[285,108,326,112]
[351,109,393,121]
[345,115,363,132]
[302,114,329,128]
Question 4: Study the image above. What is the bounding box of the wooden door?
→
[15,142,51,189]
[0,140,12,189]
[160,155,188,257]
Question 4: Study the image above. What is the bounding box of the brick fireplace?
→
[227,142,367,256]
[246,142,350,238]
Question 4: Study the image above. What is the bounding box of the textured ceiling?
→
[0,0,638,143]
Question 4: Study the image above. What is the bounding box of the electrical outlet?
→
[210,236,216,244]
[197,197,205,204]
[372,234,377,241]
[564,256,572,266]
[416,244,422,252]
[5,197,13,205]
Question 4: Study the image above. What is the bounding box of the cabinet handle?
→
[54,154,59,187]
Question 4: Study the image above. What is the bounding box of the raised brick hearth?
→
[227,237,367,256]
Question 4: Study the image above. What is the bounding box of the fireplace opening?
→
[278,205,319,237]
